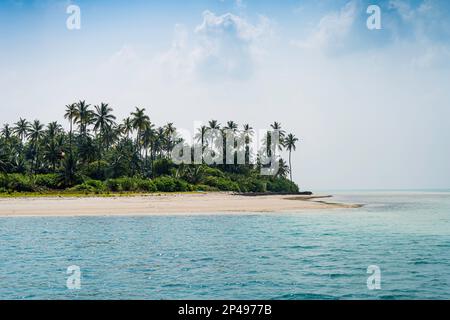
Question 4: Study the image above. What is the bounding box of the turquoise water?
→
[1,192,449,300]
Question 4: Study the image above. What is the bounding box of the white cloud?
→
[388,0,450,68]
[109,44,138,65]
[158,10,273,80]
[291,0,358,52]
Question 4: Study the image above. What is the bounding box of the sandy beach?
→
[0,193,361,217]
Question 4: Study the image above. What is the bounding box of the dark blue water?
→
[1,192,449,299]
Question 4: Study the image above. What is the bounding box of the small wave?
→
[412,260,431,265]
[283,245,319,250]
[271,293,336,300]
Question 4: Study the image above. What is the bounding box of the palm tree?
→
[270,121,285,151]
[120,117,133,140]
[164,123,177,155]
[154,127,166,158]
[0,147,10,174]
[141,124,155,176]
[93,103,116,153]
[27,120,44,173]
[46,122,63,140]
[28,120,44,145]
[242,124,254,165]
[195,125,208,150]
[1,124,12,140]
[44,122,63,172]
[276,159,290,179]
[223,121,238,167]
[64,103,78,151]
[13,118,30,142]
[208,120,220,130]
[225,121,238,131]
[93,103,116,136]
[131,107,150,166]
[270,121,286,138]
[284,133,299,182]
[207,120,221,153]
[75,100,93,138]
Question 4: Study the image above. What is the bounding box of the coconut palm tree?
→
[284,133,299,182]
[208,120,220,130]
[225,121,238,131]
[223,121,239,167]
[120,117,133,140]
[46,122,63,141]
[131,107,150,155]
[276,158,290,179]
[164,122,176,156]
[1,124,12,141]
[141,123,156,175]
[93,103,116,136]
[154,127,166,158]
[93,103,116,154]
[75,100,93,138]
[13,118,30,142]
[44,137,63,172]
[207,120,221,154]
[102,125,120,150]
[64,103,78,150]
[242,124,254,165]
[270,121,286,138]
[0,147,10,174]
[28,120,44,145]
[195,125,208,150]
[270,121,285,151]
[27,120,44,173]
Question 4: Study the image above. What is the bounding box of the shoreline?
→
[0,193,362,217]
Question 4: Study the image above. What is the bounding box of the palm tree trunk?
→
[201,135,204,164]
[289,150,292,182]
[145,147,148,177]
[69,119,73,154]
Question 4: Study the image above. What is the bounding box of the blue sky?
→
[1,0,450,189]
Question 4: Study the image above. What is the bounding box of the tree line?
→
[0,101,299,193]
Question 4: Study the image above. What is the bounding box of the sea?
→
[1,191,449,299]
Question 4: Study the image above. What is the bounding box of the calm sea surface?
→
[1,191,449,299]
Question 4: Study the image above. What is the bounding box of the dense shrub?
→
[105,177,137,192]
[153,176,192,192]
[203,176,240,192]
[84,161,108,180]
[85,179,106,192]
[136,179,157,192]
[5,174,35,192]
[174,179,192,192]
[69,183,96,193]
[117,177,137,191]
[105,177,159,192]
[202,167,225,178]
[34,174,61,189]
[0,175,8,189]
[192,184,218,192]
[266,178,299,193]
[152,159,175,177]
[153,176,176,192]
[105,179,122,192]
[237,178,267,193]
[69,180,105,193]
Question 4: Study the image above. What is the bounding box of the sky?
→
[1,0,450,190]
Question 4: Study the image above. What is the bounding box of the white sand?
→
[0,193,361,217]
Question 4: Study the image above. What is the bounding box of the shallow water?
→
[0,191,449,299]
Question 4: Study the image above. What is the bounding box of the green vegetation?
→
[0,102,300,196]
